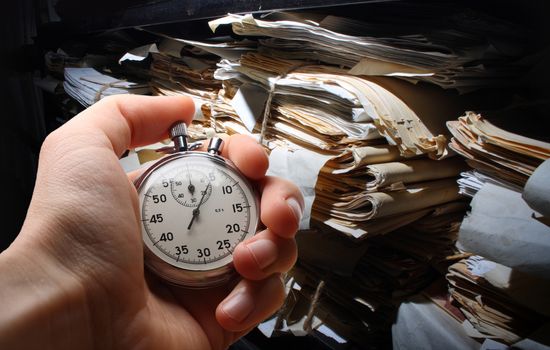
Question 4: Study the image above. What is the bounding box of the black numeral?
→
[162,179,169,188]
[197,248,211,258]
[149,214,163,223]
[175,245,188,255]
[217,239,231,250]
[226,223,240,233]
[153,194,167,203]
[222,185,233,195]
[159,232,173,241]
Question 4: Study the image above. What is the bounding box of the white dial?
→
[137,152,259,286]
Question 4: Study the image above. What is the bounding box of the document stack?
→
[149,38,231,117]
[444,110,550,345]
[63,67,150,107]
[447,111,550,196]
[201,10,525,346]
[446,256,550,345]
[210,9,530,92]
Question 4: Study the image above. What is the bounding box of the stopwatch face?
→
[136,152,260,287]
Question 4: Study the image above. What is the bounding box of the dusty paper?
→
[315,178,461,222]
[522,158,550,217]
[230,82,269,132]
[447,256,545,344]
[215,51,460,158]
[209,12,524,91]
[366,157,466,190]
[328,145,404,174]
[266,142,334,229]
[458,183,550,279]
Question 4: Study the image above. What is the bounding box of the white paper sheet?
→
[118,43,158,64]
[266,143,334,229]
[392,295,481,350]
[523,158,550,217]
[230,83,269,132]
[458,183,550,279]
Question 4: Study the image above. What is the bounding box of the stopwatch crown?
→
[170,122,188,152]
[170,122,188,139]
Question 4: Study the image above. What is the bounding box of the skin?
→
[0,95,303,349]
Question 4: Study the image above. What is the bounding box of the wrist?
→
[0,241,93,350]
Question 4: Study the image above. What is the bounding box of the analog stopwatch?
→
[134,122,260,288]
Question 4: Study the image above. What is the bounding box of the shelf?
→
[55,0,380,34]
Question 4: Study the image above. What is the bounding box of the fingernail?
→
[221,291,254,323]
[286,197,303,223]
[247,239,278,270]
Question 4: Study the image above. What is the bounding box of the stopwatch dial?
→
[169,167,212,207]
[139,155,259,272]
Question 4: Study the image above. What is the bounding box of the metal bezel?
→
[134,151,261,288]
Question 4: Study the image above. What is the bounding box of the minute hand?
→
[187,182,211,230]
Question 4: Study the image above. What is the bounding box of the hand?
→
[0,95,304,349]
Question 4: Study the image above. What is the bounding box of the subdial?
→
[170,169,212,207]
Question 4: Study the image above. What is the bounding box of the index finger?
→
[57,95,195,157]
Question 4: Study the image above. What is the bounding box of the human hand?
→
[0,95,303,349]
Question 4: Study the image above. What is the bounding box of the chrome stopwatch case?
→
[134,122,260,288]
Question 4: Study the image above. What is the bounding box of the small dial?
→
[170,167,212,207]
[138,153,259,273]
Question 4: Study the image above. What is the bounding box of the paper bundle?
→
[446,256,547,344]
[212,51,468,159]
[313,147,467,238]
[210,9,531,92]
[63,67,150,107]
[269,210,468,348]
[447,111,550,194]
[146,38,224,123]
[200,19,472,345]
[457,182,550,279]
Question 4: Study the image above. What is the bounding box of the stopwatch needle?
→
[187,166,195,194]
[187,182,210,230]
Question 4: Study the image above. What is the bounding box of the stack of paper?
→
[212,51,469,159]
[146,38,223,122]
[446,256,548,344]
[199,16,475,345]
[63,67,150,107]
[447,111,550,194]
[210,9,531,92]
[457,182,550,279]
[272,210,469,348]
[445,111,550,345]
[314,151,468,238]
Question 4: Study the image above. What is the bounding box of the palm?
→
[78,152,237,349]
[143,283,240,350]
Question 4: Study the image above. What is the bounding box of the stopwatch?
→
[134,122,260,288]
